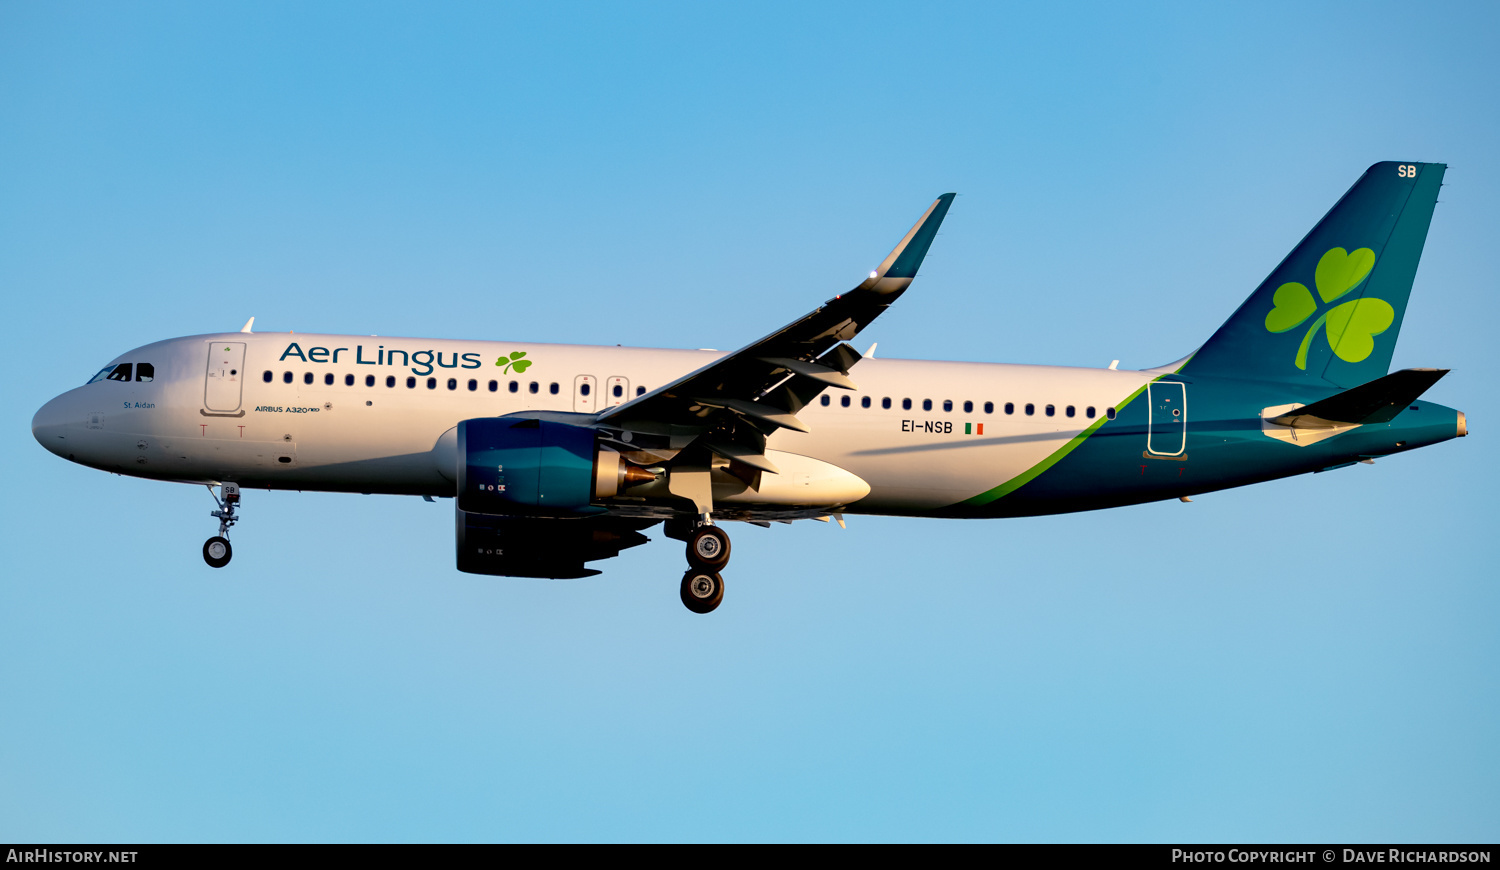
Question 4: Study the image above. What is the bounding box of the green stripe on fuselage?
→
[960,381,1151,507]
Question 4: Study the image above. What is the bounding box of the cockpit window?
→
[88,361,155,385]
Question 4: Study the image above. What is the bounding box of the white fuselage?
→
[33,332,1153,515]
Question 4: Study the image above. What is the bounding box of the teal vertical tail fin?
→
[1182,161,1444,388]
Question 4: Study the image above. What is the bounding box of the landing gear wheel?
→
[686,525,731,571]
[680,570,725,614]
[203,536,233,568]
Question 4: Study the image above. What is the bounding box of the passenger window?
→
[324,373,334,386]
[943,400,953,412]
[366,375,376,387]
[923,399,932,411]
[283,371,293,384]
[902,398,912,410]
[840,395,850,407]
[1106,407,1117,420]
[820,395,831,406]
[1045,404,1055,417]
[1025,403,1035,416]
[581,383,591,396]
[345,374,355,386]
[984,401,993,414]
[861,396,871,408]
[509,381,519,393]
[1086,406,1096,418]
[467,379,477,391]
[406,377,416,389]
[963,400,972,413]
[263,371,273,383]
[488,380,498,392]
[136,363,154,382]
[1005,402,1014,415]
[613,384,624,397]
[107,363,133,382]
[550,382,560,395]
[427,378,437,390]
[882,397,891,409]
[447,378,457,390]
[304,372,314,385]
[386,376,396,388]
[636,386,646,396]
[1066,405,1075,417]
[529,382,539,394]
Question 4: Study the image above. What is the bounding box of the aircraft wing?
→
[597,193,955,459]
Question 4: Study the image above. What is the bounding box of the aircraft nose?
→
[32,394,75,458]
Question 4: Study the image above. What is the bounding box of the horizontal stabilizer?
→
[1267,368,1448,428]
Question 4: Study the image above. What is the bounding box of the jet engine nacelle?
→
[455,511,653,578]
[457,416,621,516]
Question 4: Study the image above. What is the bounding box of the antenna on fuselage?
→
[240,317,255,334]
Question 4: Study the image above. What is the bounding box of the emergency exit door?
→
[605,376,630,407]
[574,374,598,413]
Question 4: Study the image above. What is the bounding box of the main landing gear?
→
[674,517,731,614]
[687,524,730,571]
[680,569,724,614]
[203,482,240,568]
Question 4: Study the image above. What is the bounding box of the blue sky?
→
[2,1,1497,842]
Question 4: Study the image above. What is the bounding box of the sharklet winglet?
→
[853,193,956,294]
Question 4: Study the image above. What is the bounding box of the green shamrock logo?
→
[1263,247,1394,370]
[495,350,532,374]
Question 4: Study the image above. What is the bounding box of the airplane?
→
[31,161,1466,613]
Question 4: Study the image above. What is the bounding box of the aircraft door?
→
[574,374,597,413]
[605,376,630,407]
[1147,382,1186,456]
[205,342,247,412]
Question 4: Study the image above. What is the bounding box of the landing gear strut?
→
[673,515,730,613]
[204,482,240,568]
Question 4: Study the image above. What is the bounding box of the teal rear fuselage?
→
[951,370,1462,518]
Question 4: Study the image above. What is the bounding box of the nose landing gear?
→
[203,482,240,568]
[203,536,232,568]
